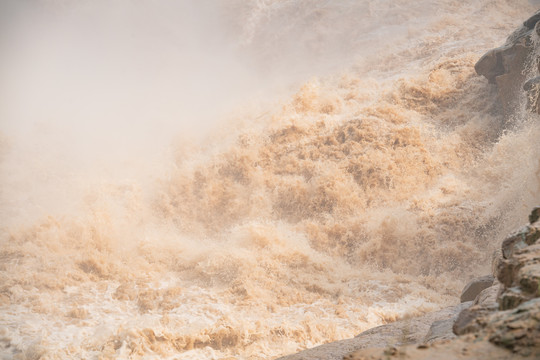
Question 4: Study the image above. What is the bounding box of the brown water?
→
[1,1,540,359]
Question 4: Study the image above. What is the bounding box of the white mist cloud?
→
[0,0,260,224]
[0,1,253,160]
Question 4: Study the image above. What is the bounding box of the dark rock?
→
[515,244,540,292]
[493,39,531,115]
[523,226,540,244]
[523,10,540,29]
[453,205,540,341]
[460,275,495,303]
[529,206,540,224]
[453,284,500,336]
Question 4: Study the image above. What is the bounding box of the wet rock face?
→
[487,298,540,356]
[497,213,540,311]
[498,242,540,310]
[475,10,540,115]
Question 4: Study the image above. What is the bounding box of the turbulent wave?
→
[1,1,539,359]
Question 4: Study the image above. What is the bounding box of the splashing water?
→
[1,1,539,359]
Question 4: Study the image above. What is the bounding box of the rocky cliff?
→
[475,10,540,116]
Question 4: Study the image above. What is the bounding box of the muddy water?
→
[1,1,539,359]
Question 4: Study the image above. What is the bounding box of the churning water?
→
[1,1,539,359]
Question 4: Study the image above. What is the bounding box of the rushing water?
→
[1,1,540,359]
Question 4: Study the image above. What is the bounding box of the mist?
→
[0,0,261,225]
[0,0,377,224]
[1,1,246,159]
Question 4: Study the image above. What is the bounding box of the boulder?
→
[460,275,494,303]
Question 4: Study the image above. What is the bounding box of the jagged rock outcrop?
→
[451,214,540,338]
[496,207,540,311]
[475,11,540,115]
